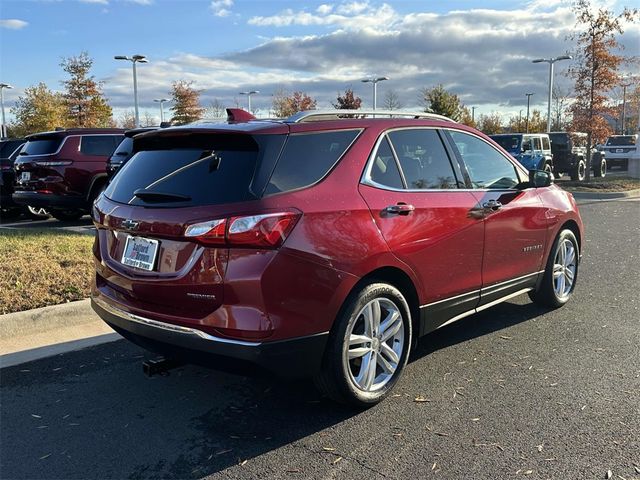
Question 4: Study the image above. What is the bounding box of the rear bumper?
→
[91,296,328,378]
[12,191,86,210]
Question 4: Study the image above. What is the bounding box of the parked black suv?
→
[548,132,606,181]
[13,129,124,221]
[0,138,26,218]
[106,127,157,179]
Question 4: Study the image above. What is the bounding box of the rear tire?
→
[529,229,579,308]
[570,160,586,182]
[51,209,85,221]
[314,282,412,407]
[593,158,606,178]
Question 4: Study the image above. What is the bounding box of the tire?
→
[529,229,579,308]
[314,282,413,407]
[543,162,553,175]
[0,207,22,220]
[26,206,50,220]
[570,160,586,182]
[51,209,85,221]
[593,158,606,178]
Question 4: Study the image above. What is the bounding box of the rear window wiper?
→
[133,189,191,202]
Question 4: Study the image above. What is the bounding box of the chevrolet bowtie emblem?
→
[121,219,139,230]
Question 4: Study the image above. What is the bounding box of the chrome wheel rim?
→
[578,162,586,180]
[343,297,405,392]
[600,161,606,176]
[27,206,49,217]
[553,239,577,298]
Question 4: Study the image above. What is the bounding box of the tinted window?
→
[491,135,521,151]
[548,133,568,147]
[522,137,532,151]
[0,140,24,158]
[264,130,359,195]
[369,137,403,189]
[388,129,458,189]
[81,136,119,156]
[541,137,550,151]
[110,137,133,162]
[105,133,284,207]
[21,138,63,155]
[450,131,520,189]
[606,136,636,146]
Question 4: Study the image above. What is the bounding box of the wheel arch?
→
[560,219,582,253]
[86,173,108,201]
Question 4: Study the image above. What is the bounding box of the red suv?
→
[91,110,583,406]
[13,128,124,221]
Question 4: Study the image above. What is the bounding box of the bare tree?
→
[551,85,572,131]
[118,109,136,129]
[206,98,225,118]
[383,90,403,110]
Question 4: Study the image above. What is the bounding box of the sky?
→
[0,0,638,124]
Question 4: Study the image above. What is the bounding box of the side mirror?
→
[529,169,552,188]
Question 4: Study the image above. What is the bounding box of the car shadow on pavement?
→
[0,299,549,479]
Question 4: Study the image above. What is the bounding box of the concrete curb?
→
[567,188,640,200]
[0,299,97,340]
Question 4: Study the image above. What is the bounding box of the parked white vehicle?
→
[602,134,638,170]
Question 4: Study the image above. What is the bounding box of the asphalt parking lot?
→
[1,198,639,480]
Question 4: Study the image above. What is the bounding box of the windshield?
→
[20,138,63,155]
[491,135,521,151]
[606,136,636,146]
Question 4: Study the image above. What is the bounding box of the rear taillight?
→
[185,212,300,248]
[34,161,73,167]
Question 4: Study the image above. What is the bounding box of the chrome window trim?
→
[360,126,464,192]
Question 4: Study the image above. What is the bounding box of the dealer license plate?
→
[121,236,159,271]
[21,172,31,182]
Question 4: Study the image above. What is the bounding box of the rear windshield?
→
[548,134,568,147]
[110,137,133,160]
[491,135,521,151]
[606,136,636,146]
[20,138,63,156]
[104,133,286,207]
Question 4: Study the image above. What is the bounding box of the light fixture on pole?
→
[525,93,534,133]
[361,76,389,110]
[239,91,259,112]
[532,55,572,132]
[0,83,13,139]
[114,54,148,127]
[154,98,170,124]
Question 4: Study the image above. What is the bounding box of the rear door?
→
[446,130,548,306]
[358,128,484,334]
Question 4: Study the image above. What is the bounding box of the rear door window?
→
[110,137,133,161]
[541,137,550,151]
[387,129,459,189]
[369,137,404,189]
[264,130,360,196]
[20,138,63,155]
[104,133,285,207]
[81,135,120,156]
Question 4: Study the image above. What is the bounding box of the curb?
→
[567,188,640,200]
[0,299,97,340]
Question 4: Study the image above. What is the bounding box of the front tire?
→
[529,229,579,308]
[570,160,586,182]
[314,282,412,407]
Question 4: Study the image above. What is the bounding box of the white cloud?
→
[316,4,333,15]
[125,0,154,4]
[0,19,28,29]
[79,0,109,4]
[211,0,233,17]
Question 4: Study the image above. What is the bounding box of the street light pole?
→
[239,91,259,112]
[532,55,572,132]
[621,83,631,135]
[154,98,170,124]
[525,93,534,133]
[114,55,148,127]
[0,83,13,139]
[361,76,389,110]
[471,106,477,123]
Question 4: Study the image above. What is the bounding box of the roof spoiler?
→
[226,108,256,123]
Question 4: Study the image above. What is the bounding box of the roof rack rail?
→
[285,109,456,123]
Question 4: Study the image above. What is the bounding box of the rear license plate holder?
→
[121,236,159,271]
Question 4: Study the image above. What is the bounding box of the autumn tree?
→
[383,90,403,110]
[60,52,113,127]
[118,109,136,129]
[477,112,503,135]
[527,110,548,133]
[421,84,463,120]
[169,80,205,125]
[458,106,476,128]
[272,89,317,118]
[9,83,68,136]
[333,88,362,109]
[567,0,638,179]
[506,114,526,133]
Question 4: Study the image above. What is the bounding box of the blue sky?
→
[1,0,638,123]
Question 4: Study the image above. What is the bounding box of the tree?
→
[477,112,503,135]
[60,52,113,127]
[567,0,638,179]
[421,84,462,120]
[383,90,403,110]
[9,82,68,136]
[333,88,362,109]
[272,89,317,118]
[551,85,572,131]
[118,109,136,129]
[142,111,157,127]
[206,98,225,118]
[506,114,526,133]
[169,80,205,125]
[527,110,548,133]
[458,106,476,128]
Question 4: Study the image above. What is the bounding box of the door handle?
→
[384,203,415,215]
[482,199,502,211]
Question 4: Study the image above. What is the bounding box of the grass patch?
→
[0,229,94,314]
[558,176,640,192]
